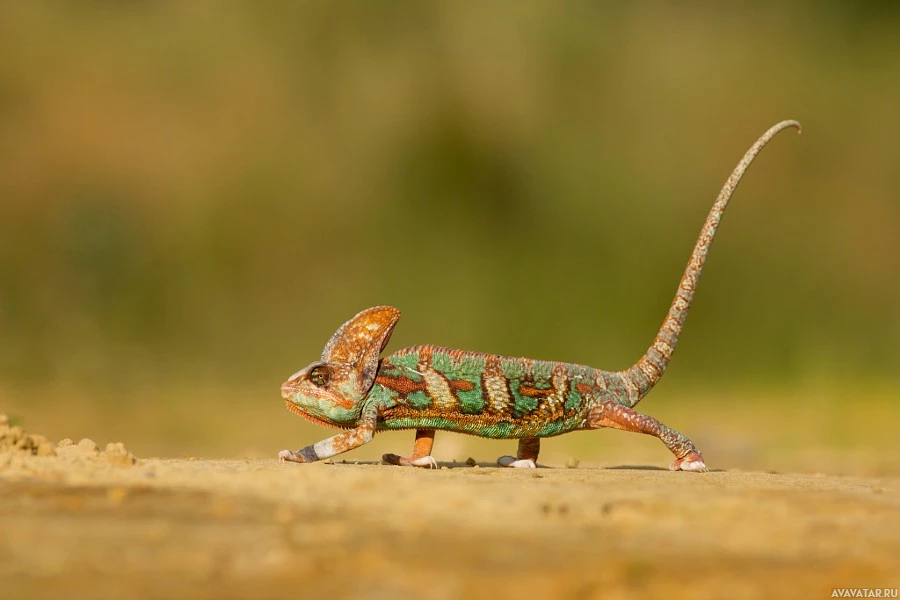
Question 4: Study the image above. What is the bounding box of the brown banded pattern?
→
[516,363,569,423]
[619,120,800,406]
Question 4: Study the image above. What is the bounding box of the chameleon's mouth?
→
[283,399,350,430]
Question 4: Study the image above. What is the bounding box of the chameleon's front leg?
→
[382,429,437,469]
[497,437,540,469]
[279,409,377,464]
[588,400,707,472]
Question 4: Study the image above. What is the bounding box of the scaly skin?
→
[279,120,801,471]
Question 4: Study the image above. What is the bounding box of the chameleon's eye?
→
[308,365,331,387]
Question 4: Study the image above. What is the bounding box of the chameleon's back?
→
[371,345,627,439]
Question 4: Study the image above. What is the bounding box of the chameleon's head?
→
[281,306,400,428]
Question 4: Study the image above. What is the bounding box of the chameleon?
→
[279,119,801,471]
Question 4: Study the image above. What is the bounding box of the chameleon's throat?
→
[283,399,352,430]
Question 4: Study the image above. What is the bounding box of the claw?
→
[497,456,537,469]
[382,453,437,469]
[410,455,438,469]
[670,451,708,473]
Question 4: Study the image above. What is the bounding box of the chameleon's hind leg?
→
[382,429,437,469]
[497,437,540,469]
[588,401,707,472]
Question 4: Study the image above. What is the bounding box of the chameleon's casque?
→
[280,120,801,471]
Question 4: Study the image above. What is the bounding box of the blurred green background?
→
[1,3,898,467]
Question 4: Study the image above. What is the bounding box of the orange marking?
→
[519,385,551,398]
[576,383,594,395]
[375,376,425,394]
[450,380,475,392]
[332,396,357,410]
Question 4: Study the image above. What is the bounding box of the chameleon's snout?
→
[281,380,301,399]
[280,370,304,399]
[280,382,292,399]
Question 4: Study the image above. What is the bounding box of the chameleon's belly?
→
[376,405,588,439]
[371,345,619,439]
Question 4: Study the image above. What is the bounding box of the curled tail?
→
[620,120,801,407]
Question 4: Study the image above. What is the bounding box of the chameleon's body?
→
[373,346,608,438]
[280,120,800,470]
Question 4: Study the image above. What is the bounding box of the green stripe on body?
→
[377,414,584,439]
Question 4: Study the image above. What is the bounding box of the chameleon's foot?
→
[382,453,438,469]
[670,451,708,473]
[497,456,537,469]
[498,438,540,468]
[279,449,298,462]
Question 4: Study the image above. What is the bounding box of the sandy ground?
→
[1,413,899,600]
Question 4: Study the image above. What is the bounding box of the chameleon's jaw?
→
[283,399,350,430]
[280,380,346,428]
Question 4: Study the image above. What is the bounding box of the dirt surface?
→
[1,414,898,600]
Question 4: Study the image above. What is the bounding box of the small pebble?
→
[37,442,56,457]
[465,457,476,467]
[77,438,99,453]
[105,442,128,455]
[103,442,136,467]
[565,456,581,469]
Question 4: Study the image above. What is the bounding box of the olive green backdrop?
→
[1,3,897,458]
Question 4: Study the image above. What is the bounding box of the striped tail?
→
[620,120,801,407]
